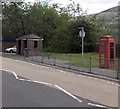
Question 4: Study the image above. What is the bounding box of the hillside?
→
[96,6,118,22]
[95,6,119,43]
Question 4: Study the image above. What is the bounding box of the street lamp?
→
[78,27,85,66]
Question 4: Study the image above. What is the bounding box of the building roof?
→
[17,34,42,40]
[0,37,16,41]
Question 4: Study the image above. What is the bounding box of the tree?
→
[2,1,107,53]
[2,2,58,48]
[27,3,59,48]
[47,13,70,52]
[2,2,30,37]
[66,0,87,18]
[67,16,107,53]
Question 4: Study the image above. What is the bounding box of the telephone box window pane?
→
[101,54,105,57]
[100,43,106,65]
[110,54,114,59]
[101,43,105,53]
[101,60,105,65]
[110,51,114,54]
[110,43,114,49]
[110,43,114,59]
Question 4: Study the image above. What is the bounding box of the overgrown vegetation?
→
[2,1,108,53]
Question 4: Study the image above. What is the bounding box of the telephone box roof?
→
[99,35,115,39]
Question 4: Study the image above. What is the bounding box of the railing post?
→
[32,50,33,61]
[41,52,43,63]
[89,57,92,73]
[54,53,56,66]
[117,59,120,79]
[69,54,71,69]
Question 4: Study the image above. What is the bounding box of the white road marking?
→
[15,60,19,62]
[88,103,107,108]
[5,58,40,68]
[12,71,53,86]
[56,69,76,76]
[1,68,112,108]
[11,70,83,104]
[54,85,82,103]
[107,81,120,87]
[12,71,18,79]
[3,58,120,86]
[1,67,120,87]
[30,63,40,67]
[32,80,52,85]
[78,75,86,78]
[78,72,120,87]
[87,77,93,79]
[39,65,50,69]
[57,69,65,73]
[7,69,83,104]
[14,59,50,69]
[1,69,12,73]
[18,78,52,85]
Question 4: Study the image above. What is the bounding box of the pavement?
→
[2,70,109,107]
[30,56,119,79]
[2,52,119,79]
[1,53,119,107]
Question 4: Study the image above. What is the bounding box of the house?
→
[16,34,43,56]
[0,37,16,52]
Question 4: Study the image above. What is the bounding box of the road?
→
[1,56,119,107]
[3,70,100,107]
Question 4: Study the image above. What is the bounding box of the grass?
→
[69,53,99,68]
[42,52,119,70]
[41,52,119,72]
[116,58,120,73]
[43,52,99,68]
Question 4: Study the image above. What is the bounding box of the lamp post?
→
[78,27,85,66]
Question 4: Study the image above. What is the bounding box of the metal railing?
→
[24,51,120,79]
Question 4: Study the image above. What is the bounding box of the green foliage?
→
[27,3,58,48]
[2,2,31,37]
[2,1,107,53]
[66,16,105,53]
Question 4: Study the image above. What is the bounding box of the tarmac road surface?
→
[1,56,119,107]
[2,70,109,107]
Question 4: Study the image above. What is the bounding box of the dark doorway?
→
[18,40,21,54]
[24,40,27,48]
[34,41,38,48]
[22,40,27,55]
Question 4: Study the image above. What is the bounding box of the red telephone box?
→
[99,35,116,68]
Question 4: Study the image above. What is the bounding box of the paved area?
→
[3,70,102,107]
[30,56,118,79]
[1,54,119,107]
[2,52,119,79]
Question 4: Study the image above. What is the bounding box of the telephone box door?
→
[99,35,116,69]
[99,42,107,68]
